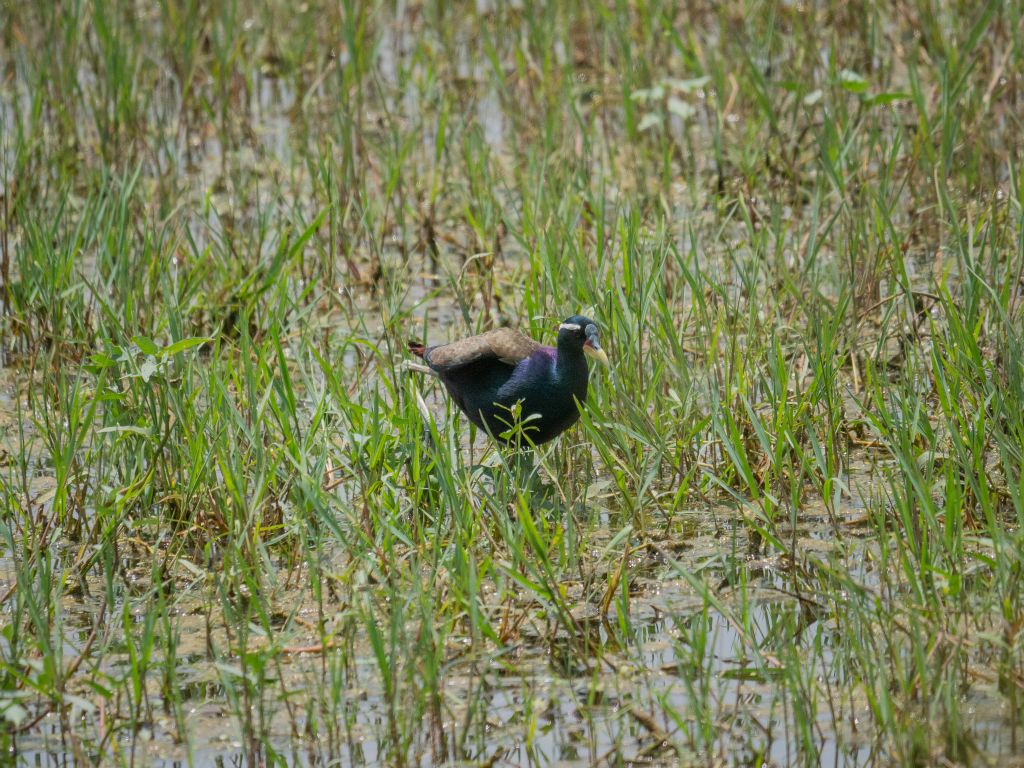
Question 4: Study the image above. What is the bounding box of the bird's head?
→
[557,315,609,366]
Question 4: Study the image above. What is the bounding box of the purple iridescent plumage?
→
[408,315,608,445]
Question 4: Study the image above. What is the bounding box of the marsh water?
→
[2,1,1023,766]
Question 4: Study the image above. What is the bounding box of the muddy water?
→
[5,478,1021,767]
[2,4,1022,766]
[11,599,866,766]
[5,479,1000,767]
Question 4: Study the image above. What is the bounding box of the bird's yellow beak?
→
[584,342,609,366]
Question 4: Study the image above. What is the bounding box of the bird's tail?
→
[407,341,427,359]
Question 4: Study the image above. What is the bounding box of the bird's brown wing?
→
[425,327,540,371]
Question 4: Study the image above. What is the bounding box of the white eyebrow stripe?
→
[559,323,582,331]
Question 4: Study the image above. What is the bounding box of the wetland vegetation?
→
[1,0,1023,765]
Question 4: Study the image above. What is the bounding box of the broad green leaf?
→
[133,336,159,356]
[865,91,910,106]
[838,69,868,93]
[163,336,213,357]
[98,425,152,436]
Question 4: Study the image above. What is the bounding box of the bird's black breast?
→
[437,357,518,432]
[434,348,590,445]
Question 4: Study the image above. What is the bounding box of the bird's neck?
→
[554,344,588,385]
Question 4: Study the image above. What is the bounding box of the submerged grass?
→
[1,0,1023,764]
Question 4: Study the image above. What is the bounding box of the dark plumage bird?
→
[408,315,609,445]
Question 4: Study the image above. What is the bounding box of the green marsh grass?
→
[1,0,1023,765]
